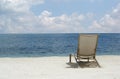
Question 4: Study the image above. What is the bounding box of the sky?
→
[0,0,120,33]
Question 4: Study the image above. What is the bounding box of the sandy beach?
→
[0,55,120,79]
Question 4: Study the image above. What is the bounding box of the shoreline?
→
[0,54,120,58]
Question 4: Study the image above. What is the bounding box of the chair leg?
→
[69,54,72,63]
[94,58,101,68]
[74,54,78,62]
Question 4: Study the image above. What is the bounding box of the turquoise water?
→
[0,33,119,57]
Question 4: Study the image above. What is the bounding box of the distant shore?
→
[0,55,120,79]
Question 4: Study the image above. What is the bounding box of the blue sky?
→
[31,0,119,16]
[0,0,120,33]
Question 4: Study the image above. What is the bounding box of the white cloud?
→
[0,0,44,33]
[38,11,88,33]
[0,0,44,13]
[0,0,94,33]
[0,0,120,33]
[90,3,120,33]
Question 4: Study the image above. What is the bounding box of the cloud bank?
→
[0,0,120,33]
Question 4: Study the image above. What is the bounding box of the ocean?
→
[0,33,119,57]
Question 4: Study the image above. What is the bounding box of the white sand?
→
[0,55,120,79]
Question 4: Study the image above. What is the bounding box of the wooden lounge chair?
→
[74,34,100,68]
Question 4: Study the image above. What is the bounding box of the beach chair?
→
[74,34,100,68]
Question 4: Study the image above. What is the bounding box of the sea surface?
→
[0,33,120,57]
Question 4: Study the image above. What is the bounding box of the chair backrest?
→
[77,34,98,56]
